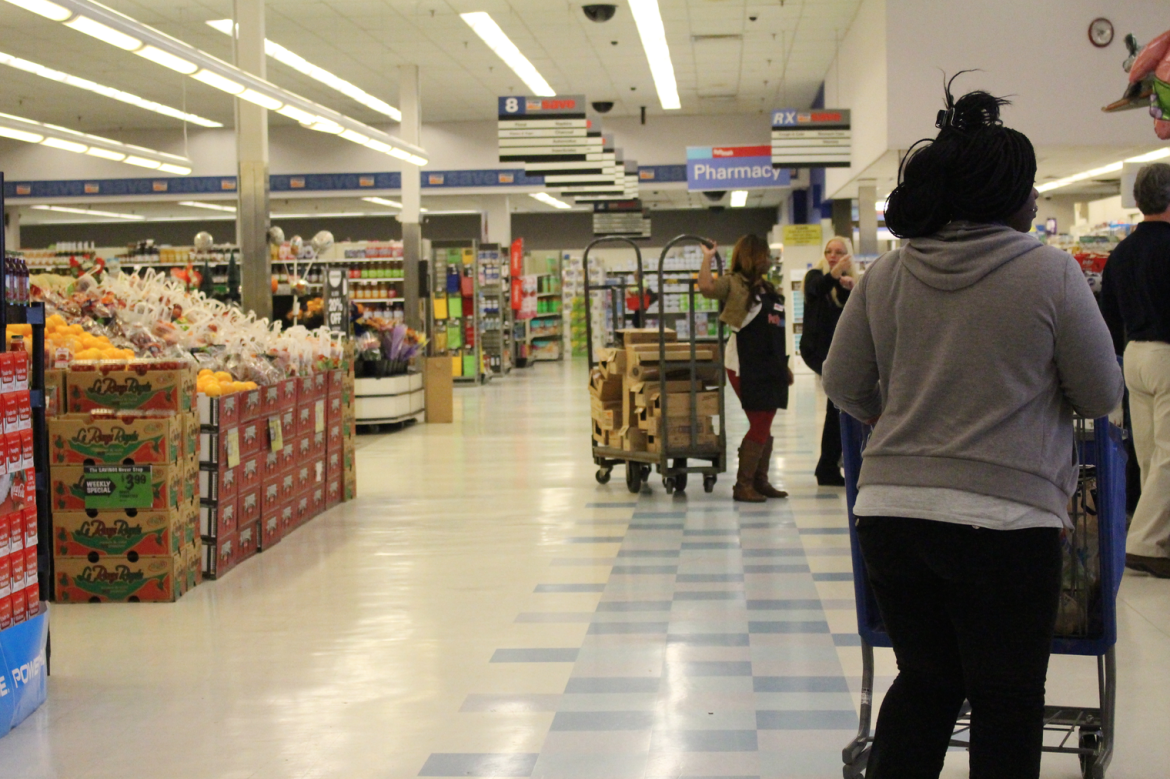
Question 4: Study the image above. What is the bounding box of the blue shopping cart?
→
[840,414,1127,779]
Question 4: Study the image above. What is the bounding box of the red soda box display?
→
[0,353,13,392]
[312,372,326,398]
[10,545,24,589]
[279,502,294,534]
[199,464,237,504]
[0,513,8,557]
[293,492,310,524]
[295,464,312,493]
[8,512,22,552]
[296,435,311,461]
[311,431,326,458]
[259,512,281,550]
[310,484,325,516]
[199,498,238,538]
[280,377,297,409]
[327,369,343,396]
[237,521,258,561]
[0,552,9,592]
[0,594,11,629]
[326,474,341,507]
[261,450,281,481]
[2,393,18,433]
[11,586,26,624]
[13,351,28,391]
[22,506,36,548]
[278,441,296,472]
[296,405,311,438]
[4,431,19,473]
[240,420,263,457]
[326,394,342,423]
[16,391,31,431]
[19,428,32,470]
[25,579,39,618]
[24,546,36,585]
[261,482,281,514]
[278,471,296,502]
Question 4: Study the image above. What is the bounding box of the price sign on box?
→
[82,465,154,509]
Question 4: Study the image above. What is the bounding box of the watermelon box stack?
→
[52,360,201,603]
[0,350,40,627]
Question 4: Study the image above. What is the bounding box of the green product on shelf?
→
[447,323,462,349]
[448,296,462,318]
[462,354,476,377]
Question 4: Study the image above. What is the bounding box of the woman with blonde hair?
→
[698,234,793,502]
[800,235,855,486]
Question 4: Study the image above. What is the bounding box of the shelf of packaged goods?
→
[536,292,561,298]
[353,298,404,304]
[334,257,404,263]
[529,313,561,319]
[349,277,405,283]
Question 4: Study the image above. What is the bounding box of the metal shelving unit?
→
[476,243,511,377]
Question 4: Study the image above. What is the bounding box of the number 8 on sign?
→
[499,96,524,116]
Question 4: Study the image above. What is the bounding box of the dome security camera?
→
[592,101,615,114]
[702,191,727,202]
[582,4,617,23]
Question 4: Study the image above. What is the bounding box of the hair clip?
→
[936,107,955,129]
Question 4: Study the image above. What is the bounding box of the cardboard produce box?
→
[45,369,66,418]
[55,553,187,602]
[54,507,186,558]
[67,363,196,414]
[647,417,718,454]
[590,397,623,431]
[617,328,677,346]
[49,413,181,465]
[588,369,622,402]
[647,391,720,419]
[51,463,183,512]
[619,425,649,452]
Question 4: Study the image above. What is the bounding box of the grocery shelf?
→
[350,278,404,283]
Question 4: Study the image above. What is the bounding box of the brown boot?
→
[753,436,788,499]
[733,439,767,502]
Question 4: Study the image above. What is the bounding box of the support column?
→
[830,199,852,241]
[481,195,512,247]
[3,207,18,252]
[857,181,878,256]
[235,0,271,320]
[399,64,423,330]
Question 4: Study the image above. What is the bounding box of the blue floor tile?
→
[743,564,811,573]
[565,536,626,543]
[616,550,681,558]
[536,583,608,593]
[676,573,746,583]
[752,676,851,693]
[667,633,750,646]
[611,565,679,575]
[832,634,862,647]
[682,542,742,550]
[811,572,854,581]
[492,648,580,663]
[674,591,745,601]
[798,528,849,535]
[564,677,662,694]
[746,600,824,610]
[756,710,859,730]
[419,752,539,777]
[741,549,805,557]
[684,529,740,536]
[632,511,688,518]
[595,600,672,612]
[649,729,759,752]
[586,502,637,508]
[587,622,669,635]
[551,710,658,731]
[670,661,754,676]
[748,622,831,634]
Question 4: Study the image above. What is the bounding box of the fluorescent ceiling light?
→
[1125,148,1170,163]
[1,0,426,165]
[32,204,143,220]
[0,110,191,172]
[628,0,681,110]
[0,51,221,127]
[206,20,402,122]
[135,44,196,74]
[238,88,282,110]
[41,136,87,153]
[362,197,403,208]
[65,15,140,50]
[729,190,748,207]
[193,69,244,95]
[277,104,317,124]
[179,200,236,213]
[340,129,370,145]
[460,12,555,97]
[5,0,70,21]
[1036,162,1124,194]
[531,192,572,210]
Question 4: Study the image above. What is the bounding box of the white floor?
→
[1,359,1167,778]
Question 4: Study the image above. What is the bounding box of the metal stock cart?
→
[584,235,728,494]
[840,413,1126,779]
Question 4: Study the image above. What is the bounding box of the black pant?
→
[856,517,1062,779]
[816,398,842,478]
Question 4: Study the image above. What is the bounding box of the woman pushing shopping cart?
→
[822,81,1124,778]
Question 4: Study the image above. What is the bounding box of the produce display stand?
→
[840,413,1125,779]
[0,172,50,737]
[585,234,727,495]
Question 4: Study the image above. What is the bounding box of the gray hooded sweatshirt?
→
[822,221,1124,518]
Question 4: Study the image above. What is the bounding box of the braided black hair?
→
[884,74,1037,239]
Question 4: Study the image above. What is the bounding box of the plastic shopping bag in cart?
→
[1054,474,1102,637]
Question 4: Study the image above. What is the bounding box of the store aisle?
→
[1,360,1168,778]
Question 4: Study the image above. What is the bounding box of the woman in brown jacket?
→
[698,234,794,501]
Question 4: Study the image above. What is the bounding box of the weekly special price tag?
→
[82,465,153,509]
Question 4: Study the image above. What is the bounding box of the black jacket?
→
[799,268,850,374]
[1100,221,1170,352]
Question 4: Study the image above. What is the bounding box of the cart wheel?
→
[1078,730,1102,779]
[626,464,642,494]
[595,468,612,485]
[663,476,676,494]
[674,472,688,492]
[703,475,717,493]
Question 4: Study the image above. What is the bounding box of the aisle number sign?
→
[782,224,823,247]
[771,109,851,168]
[686,146,791,191]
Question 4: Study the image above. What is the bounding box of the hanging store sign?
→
[770,109,852,168]
[686,146,792,191]
[323,268,349,333]
[592,201,650,238]
[498,96,592,163]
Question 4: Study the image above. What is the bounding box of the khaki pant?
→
[1124,341,1170,559]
